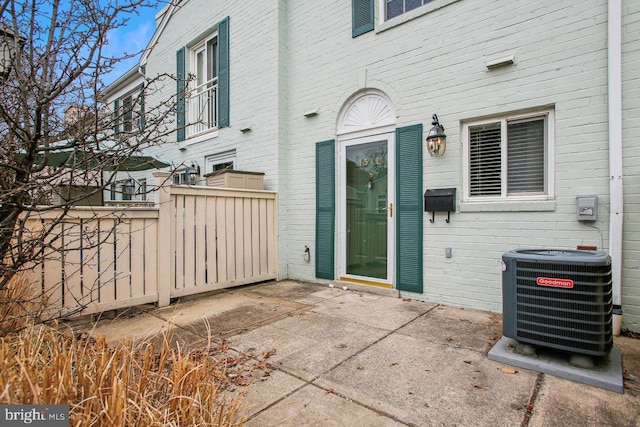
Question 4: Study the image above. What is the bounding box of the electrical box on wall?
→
[576,196,597,221]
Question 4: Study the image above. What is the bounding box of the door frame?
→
[338,129,396,287]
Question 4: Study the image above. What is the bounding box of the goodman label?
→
[537,277,574,289]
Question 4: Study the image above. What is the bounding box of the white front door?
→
[340,132,395,287]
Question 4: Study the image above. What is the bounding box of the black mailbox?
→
[424,188,456,223]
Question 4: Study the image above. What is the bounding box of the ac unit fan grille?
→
[514,260,612,355]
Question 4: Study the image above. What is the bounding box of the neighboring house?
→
[103,0,640,332]
[101,66,150,203]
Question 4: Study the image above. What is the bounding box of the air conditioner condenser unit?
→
[501,249,613,357]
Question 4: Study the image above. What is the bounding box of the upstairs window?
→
[385,0,434,20]
[463,110,554,201]
[176,16,229,142]
[122,94,134,132]
[114,85,144,135]
[190,35,218,136]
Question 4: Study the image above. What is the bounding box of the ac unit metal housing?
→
[502,249,613,357]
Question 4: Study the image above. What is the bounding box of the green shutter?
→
[113,98,119,136]
[352,0,374,38]
[138,83,145,129]
[176,47,186,142]
[217,16,230,128]
[316,140,335,280]
[396,124,423,293]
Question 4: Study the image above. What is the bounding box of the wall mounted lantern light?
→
[426,114,447,157]
[187,161,200,184]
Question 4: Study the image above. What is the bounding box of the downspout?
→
[608,0,623,335]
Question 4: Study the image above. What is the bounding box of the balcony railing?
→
[188,80,217,136]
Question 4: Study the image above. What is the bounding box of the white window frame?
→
[383,0,433,21]
[192,35,217,89]
[206,150,236,174]
[137,178,147,201]
[172,169,188,185]
[188,32,219,138]
[461,109,555,211]
[378,0,460,31]
[117,87,143,134]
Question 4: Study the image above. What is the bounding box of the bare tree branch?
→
[0,0,183,318]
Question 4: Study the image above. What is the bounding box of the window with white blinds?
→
[469,122,501,196]
[465,111,551,199]
[507,118,545,195]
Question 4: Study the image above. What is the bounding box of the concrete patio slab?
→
[241,370,307,418]
[267,312,390,381]
[245,384,404,427]
[293,286,351,306]
[154,291,262,324]
[529,373,640,427]
[228,323,318,363]
[242,280,329,303]
[156,290,310,338]
[398,305,504,353]
[310,291,437,331]
[75,280,640,426]
[314,332,538,427]
[86,311,170,345]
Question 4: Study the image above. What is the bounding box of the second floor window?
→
[386,0,434,20]
[114,85,144,135]
[176,16,229,142]
[122,94,134,132]
[190,35,218,136]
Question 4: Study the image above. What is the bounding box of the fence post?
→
[154,172,172,307]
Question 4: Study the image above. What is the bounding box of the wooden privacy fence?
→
[21,172,278,318]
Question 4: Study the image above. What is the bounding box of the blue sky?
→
[102,3,161,85]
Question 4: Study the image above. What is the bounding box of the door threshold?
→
[335,278,399,298]
[339,277,393,288]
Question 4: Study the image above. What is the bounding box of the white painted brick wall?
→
[125,0,292,276]
[282,0,639,330]
[106,0,639,330]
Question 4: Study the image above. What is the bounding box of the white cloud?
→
[102,10,157,85]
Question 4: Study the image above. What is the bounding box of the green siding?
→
[396,124,423,293]
[217,16,230,128]
[316,140,336,280]
[352,0,374,37]
[176,47,186,142]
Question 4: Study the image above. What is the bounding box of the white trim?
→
[461,108,555,204]
[337,90,396,136]
[377,0,461,33]
[179,129,219,150]
[459,200,555,213]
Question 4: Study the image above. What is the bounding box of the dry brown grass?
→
[0,325,246,426]
[0,275,47,335]
[0,276,247,426]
